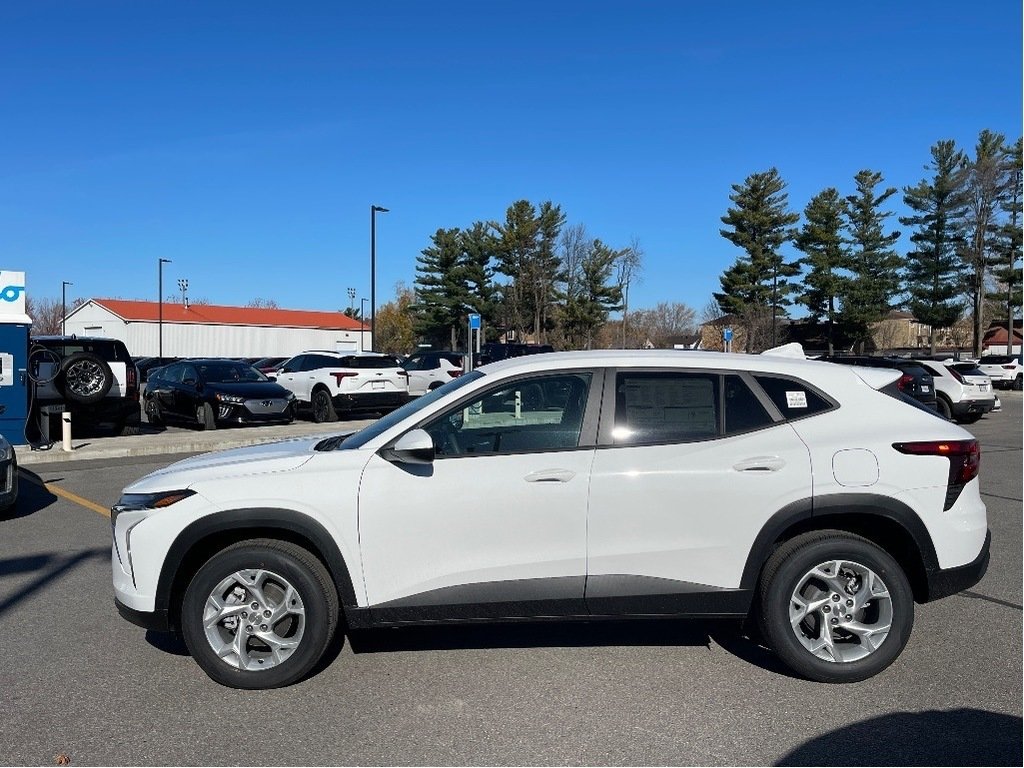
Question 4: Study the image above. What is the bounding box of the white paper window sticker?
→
[785,390,808,409]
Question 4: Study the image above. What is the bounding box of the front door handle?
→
[733,456,786,472]
[524,469,576,483]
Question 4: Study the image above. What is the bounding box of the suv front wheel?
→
[180,539,339,689]
[757,531,914,683]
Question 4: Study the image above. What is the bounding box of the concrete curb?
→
[14,419,375,466]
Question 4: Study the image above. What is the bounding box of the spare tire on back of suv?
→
[57,352,114,404]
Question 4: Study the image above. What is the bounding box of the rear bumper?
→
[924,529,991,602]
[951,397,995,418]
[332,392,408,411]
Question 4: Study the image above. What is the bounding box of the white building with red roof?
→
[62,299,370,357]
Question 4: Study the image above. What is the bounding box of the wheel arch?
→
[155,508,358,631]
[740,494,939,603]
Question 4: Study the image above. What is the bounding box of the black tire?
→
[935,396,952,420]
[757,530,914,683]
[197,402,217,430]
[180,539,339,689]
[57,352,113,405]
[145,399,164,427]
[1014,375,1022,392]
[959,413,983,425]
[311,388,337,423]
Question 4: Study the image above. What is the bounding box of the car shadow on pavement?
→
[775,708,1023,766]
[2,469,59,521]
[0,547,108,619]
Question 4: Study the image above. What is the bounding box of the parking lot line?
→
[19,469,110,518]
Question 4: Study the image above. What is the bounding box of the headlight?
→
[0,438,12,462]
[285,391,296,400]
[215,393,246,404]
[111,489,195,524]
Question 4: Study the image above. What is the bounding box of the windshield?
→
[198,362,268,383]
[338,370,484,450]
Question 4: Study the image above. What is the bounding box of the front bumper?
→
[924,529,991,602]
[115,597,170,632]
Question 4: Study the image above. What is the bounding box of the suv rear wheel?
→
[180,539,339,689]
[758,530,914,683]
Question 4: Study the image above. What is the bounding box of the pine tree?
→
[461,221,499,340]
[560,238,623,349]
[716,168,800,350]
[900,140,971,353]
[987,138,1023,350]
[413,228,470,348]
[843,170,902,351]
[794,188,847,355]
[493,200,566,343]
[963,130,1010,356]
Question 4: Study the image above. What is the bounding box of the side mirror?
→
[385,428,435,465]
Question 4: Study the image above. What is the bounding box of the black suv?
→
[477,342,555,366]
[819,355,938,410]
[29,336,142,436]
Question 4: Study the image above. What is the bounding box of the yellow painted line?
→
[19,470,110,518]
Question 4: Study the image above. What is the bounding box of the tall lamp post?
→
[360,297,368,353]
[61,281,72,335]
[370,205,389,351]
[158,258,171,358]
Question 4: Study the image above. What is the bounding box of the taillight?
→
[897,373,915,391]
[893,439,981,509]
[447,369,463,378]
[127,366,139,401]
[1003,364,1015,369]
[948,367,965,383]
[330,372,357,386]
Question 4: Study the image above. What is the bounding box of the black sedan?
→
[144,359,296,429]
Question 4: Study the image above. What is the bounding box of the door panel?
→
[358,450,593,620]
[586,423,812,603]
[357,370,599,621]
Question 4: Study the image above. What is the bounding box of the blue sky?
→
[2,1,1021,319]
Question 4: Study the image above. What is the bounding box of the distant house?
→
[981,319,1023,354]
[62,299,370,357]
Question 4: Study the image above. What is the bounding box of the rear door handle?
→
[524,469,576,483]
[733,456,786,472]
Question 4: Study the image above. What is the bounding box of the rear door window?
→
[612,372,719,445]
[724,375,774,434]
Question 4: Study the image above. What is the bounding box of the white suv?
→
[912,359,996,424]
[112,350,990,688]
[272,351,409,422]
[976,354,1023,391]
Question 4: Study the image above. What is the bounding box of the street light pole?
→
[360,297,368,353]
[158,258,171,358]
[61,281,72,335]
[370,205,389,352]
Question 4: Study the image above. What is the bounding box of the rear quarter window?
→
[752,375,834,420]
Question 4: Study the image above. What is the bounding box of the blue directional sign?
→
[723,327,733,342]
[469,313,482,330]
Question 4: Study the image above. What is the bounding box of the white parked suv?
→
[976,354,1023,391]
[401,350,466,396]
[112,350,990,689]
[272,351,409,422]
[912,359,996,424]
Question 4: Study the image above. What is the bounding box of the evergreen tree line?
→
[715,131,1023,355]
[410,200,640,350]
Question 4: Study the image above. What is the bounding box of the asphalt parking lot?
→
[1,395,1021,766]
